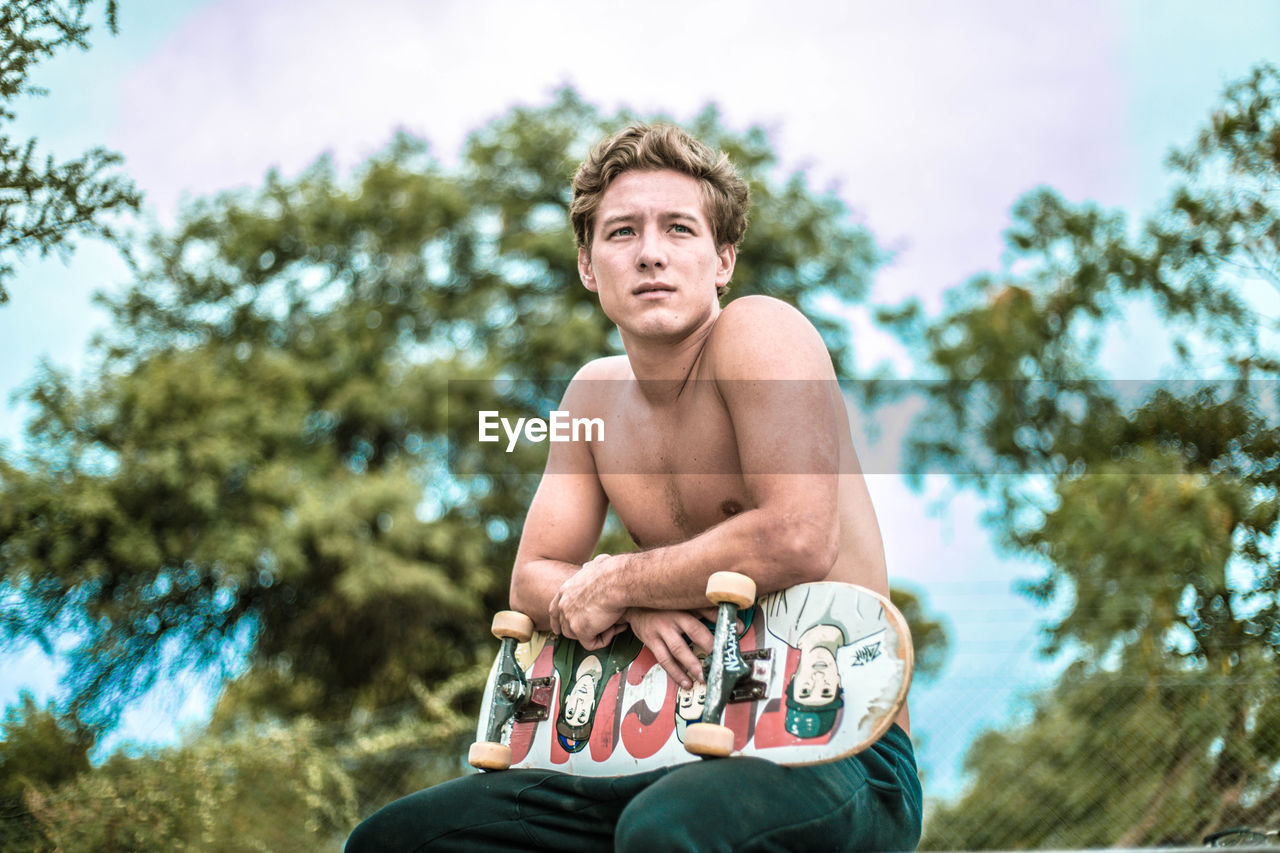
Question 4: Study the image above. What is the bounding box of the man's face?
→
[676,679,707,722]
[563,673,597,726]
[792,646,841,707]
[578,169,735,344]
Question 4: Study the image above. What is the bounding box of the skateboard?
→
[469,572,913,775]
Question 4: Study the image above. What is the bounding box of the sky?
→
[1,0,1277,801]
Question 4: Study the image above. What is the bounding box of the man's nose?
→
[637,231,666,269]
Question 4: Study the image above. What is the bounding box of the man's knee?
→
[613,765,749,853]
[344,810,400,853]
[615,798,698,853]
[341,777,484,853]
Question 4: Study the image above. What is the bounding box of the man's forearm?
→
[513,503,836,646]
[510,559,581,630]
[583,506,837,614]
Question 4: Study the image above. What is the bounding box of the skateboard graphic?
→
[470,573,913,775]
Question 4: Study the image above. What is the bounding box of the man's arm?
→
[508,363,612,627]
[550,296,846,642]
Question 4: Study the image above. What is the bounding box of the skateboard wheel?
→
[684,722,735,758]
[491,611,535,642]
[468,741,512,771]
[705,572,755,609]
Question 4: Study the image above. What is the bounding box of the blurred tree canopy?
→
[0,0,139,304]
[904,64,1280,849]
[22,720,356,852]
[0,693,93,851]
[0,86,947,760]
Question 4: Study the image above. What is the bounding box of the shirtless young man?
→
[346,125,922,853]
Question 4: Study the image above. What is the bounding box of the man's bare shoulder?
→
[572,355,632,382]
[562,356,631,410]
[705,295,836,380]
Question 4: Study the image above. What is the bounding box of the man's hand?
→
[625,608,716,690]
[548,554,627,648]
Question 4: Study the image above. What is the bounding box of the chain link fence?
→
[908,578,1280,851]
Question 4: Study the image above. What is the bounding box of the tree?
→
[0,693,92,852]
[23,720,356,852]
[1,88,944,749]
[0,0,140,304]
[893,64,1280,849]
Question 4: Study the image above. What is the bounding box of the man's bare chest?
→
[590,389,751,548]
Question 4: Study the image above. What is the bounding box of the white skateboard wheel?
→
[468,741,512,770]
[684,722,735,758]
[491,611,535,642]
[705,572,755,609]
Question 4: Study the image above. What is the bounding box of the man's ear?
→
[715,244,737,291]
[578,246,598,292]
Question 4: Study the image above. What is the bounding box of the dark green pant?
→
[345,724,921,852]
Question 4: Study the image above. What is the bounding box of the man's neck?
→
[619,308,720,399]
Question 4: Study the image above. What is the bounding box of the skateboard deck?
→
[473,579,913,775]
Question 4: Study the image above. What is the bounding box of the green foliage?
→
[0,693,92,852]
[2,661,482,850]
[926,659,1278,850]
[898,64,1280,848]
[0,0,139,304]
[0,693,91,801]
[23,720,357,852]
[890,586,949,682]
[1018,445,1275,669]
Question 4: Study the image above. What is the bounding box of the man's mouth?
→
[634,282,675,297]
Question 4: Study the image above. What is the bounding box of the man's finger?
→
[670,640,706,685]
[657,623,706,687]
[654,645,693,690]
[684,621,715,656]
[597,623,626,646]
[549,594,563,636]
[582,621,626,649]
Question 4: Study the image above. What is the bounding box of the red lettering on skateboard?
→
[549,712,572,765]
[727,616,761,750]
[620,650,676,759]
[726,698,753,751]
[510,645,555,765]
[751,647,802,749]
[589,669,626,761]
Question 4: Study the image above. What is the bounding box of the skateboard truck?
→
[469,611,547,770]
[685,571,757,758]
[724,649,771,703]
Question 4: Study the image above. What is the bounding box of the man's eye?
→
[671,224,691,233]
[611,226,633,237]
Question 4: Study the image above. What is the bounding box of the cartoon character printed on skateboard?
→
[552,632,643,753]
[764,584,894,740]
